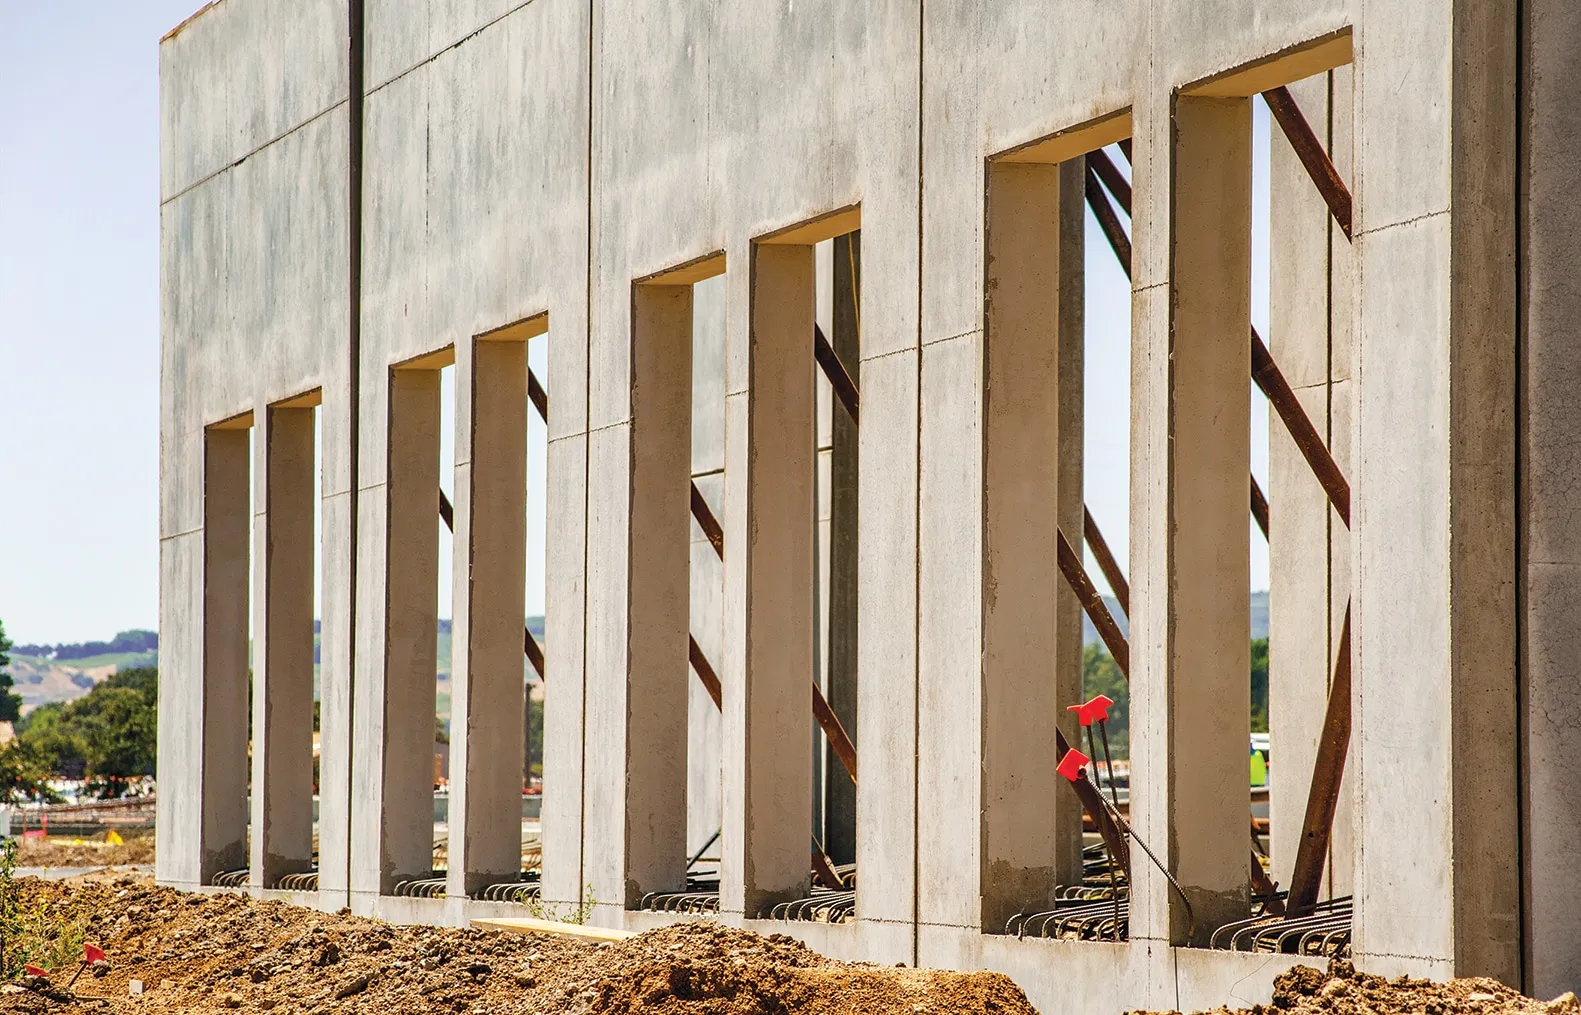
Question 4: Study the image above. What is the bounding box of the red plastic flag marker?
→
[1056,748,1090,782]
[1066,694,1116,727]
[23,965,47,978]
[84,943,105,964]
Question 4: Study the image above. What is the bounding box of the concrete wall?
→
[159,0,1565,1008]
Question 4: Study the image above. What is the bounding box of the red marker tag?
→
[1057,748,1090,782]
[84,943,106,964]
[1066,694,1116,727]
[23,965,47,978]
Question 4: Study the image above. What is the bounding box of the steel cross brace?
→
[1054,526,1281,908]
[1085,99,1358,918]
[441,365,847,891]
[1085,151,1323,536]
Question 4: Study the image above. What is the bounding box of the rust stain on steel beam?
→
[1262,86,1352,241]
[688,636,724,709]
[1284,601,1352,918]
[1251,329,1351,528]
[814,324,860,425]
[1084,163,1132,275]
[440,489,544,680]
[1083,508,1130,617]
[1057,528,1129,677]
[1251,475,1270,541]
[1087,148,1132,217]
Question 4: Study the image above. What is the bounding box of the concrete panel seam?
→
[364,1,537,96]
[160,98,349,208]
[861,345,926,365]
[921,327,981,348]
[1355,208,1450,239]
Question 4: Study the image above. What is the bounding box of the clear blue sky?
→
[1,2,200,645]
[0,2,1268,647]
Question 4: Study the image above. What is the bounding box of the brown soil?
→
[0,873,1036,1015]
[15,836,155,868]
[1155,960,1576,1015]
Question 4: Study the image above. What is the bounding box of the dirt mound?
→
[0,875,1036,1014]
[580,922,1030,1014]
[1156,960,1574,1015]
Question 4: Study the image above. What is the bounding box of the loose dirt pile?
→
[0,873,1036,1014]
[1161,960,1576,1015]
[15,835,155,868]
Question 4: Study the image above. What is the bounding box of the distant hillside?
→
[1082,590,1269,645]
[6,630,159,714]
[5,619,548,723]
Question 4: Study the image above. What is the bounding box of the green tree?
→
[1082,638,1271,757]
[7,668,157,798]
[0,740,61,804]
[0,621,21,723]
[1082,642,1129,758]
[1250,637,1269,734]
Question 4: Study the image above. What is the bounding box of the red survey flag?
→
[1066,694,1116,727]
[23,965,47,978]
[84,943,106,964]
[1056,748,1090,782]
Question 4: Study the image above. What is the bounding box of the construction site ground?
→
[0,870,1033,1014]
[0,868,1568,1015]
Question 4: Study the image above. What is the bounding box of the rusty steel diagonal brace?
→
[1261,86,1352,242]
[687,477,859,785]
[1250,329,1351,528]
[1084,152,1349,533]
[814,324,859,424]
[1250,475,1271,540]
[439,489,546,680]
[1083,508,1130,617]
[515,365,859,784]
[1057,527,1284,911]
[1058,725,1132,872]
[1284,601,1352,918]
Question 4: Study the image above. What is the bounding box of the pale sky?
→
[0,2,1269,648]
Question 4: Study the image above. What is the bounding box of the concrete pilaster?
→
[376,365,443,893]
[317,372,355,903]
[980,159,1084,930]
[623,282,694,901]
[1165,94,1253,944]
[250,404,318,889]
[720,243,816,918]
[1351,0,1519,981]
[201,424,253,886]
[448,337,529,897]
[1522,0,1581,993]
